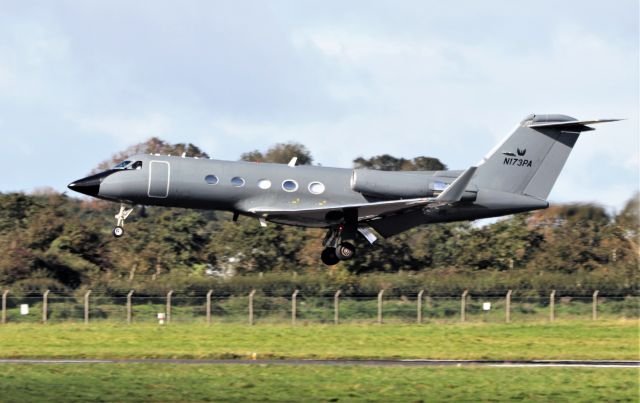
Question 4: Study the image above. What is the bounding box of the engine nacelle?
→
[350,169,477,201]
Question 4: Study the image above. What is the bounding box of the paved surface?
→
[0,359,637,368]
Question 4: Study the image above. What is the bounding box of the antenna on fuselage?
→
[288,157,298,167]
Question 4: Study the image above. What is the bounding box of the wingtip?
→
[595,118,625,123]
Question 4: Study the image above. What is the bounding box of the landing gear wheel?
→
[321,247,340,266]
[335,242,356,260]
[113,226,124,238]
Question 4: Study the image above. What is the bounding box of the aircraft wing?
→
[246,197,435,227]
[245,166,478,227]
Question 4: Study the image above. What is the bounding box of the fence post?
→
[127,290,134,324]
[166,290,174,324]
[1,290,8,324]
[505,290,512,323]
[248,289,256,326]
[461,290,468,322]
[206,290,213,325]
[417,290,425,324]
[84,290,92,325]
[592,290,599,320]
[42,290,50,324]
[291,290,299,326]
[549,290,556,322]
[334,290,341,325]
[377,289,385,324]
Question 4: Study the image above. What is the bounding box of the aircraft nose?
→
[68,177,100,196]
[67,171,113,197]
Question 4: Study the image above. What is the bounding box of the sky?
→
[0,0,638,212]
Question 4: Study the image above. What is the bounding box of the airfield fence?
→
[1,289,638,325]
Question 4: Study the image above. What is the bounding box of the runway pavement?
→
[0,359,637,368]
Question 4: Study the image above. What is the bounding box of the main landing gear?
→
[113,204,134,238]
[320,226,357,266]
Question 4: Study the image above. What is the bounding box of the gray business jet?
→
[68,114,619,265]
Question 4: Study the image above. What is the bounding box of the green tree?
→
[451,215,543,270]
[526,204,617,273]
[94,137,210,173]
[616,192,639,242]
[353,155,446,171]
[206,215,309,273]
[240,142,313,165]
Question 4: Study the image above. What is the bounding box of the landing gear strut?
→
[113,204,134,238]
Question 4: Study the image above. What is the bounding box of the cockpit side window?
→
[131,161,143,170]
[113,160,132,169]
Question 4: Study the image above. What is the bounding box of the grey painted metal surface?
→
[68,114,620,264]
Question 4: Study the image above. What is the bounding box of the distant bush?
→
[71,269,637,299]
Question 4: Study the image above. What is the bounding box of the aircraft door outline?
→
[148,161,170,198]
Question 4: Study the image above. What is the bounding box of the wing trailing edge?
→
[247,197,433,222]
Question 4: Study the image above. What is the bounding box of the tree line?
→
[0,138,637,296]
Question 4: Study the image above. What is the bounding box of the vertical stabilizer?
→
[472,114,619,200]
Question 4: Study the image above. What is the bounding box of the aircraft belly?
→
[370,197,548,238]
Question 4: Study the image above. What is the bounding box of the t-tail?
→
[472,114,621,200]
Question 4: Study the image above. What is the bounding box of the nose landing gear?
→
[113,204,134,238]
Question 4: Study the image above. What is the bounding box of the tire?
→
[321,247,340,266]
[113,226,124,238]
[335,242,356,260]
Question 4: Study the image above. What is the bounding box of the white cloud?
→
[71,113,173,145]
[0,0,636,211]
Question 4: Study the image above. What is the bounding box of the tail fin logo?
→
[504,147,532,167]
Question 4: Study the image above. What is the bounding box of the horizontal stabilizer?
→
[528,119,622,132]
[435,166,477,202]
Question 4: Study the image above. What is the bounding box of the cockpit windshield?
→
[113,160,132,169]
[112,160,143,170]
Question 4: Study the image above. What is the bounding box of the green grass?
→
[0,321,637,402]
[0,320,638,360]
[0,364,637,402]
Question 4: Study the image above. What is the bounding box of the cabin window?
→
[231,177,245,187]
[258,179,271,190]
[282,179,298,192]
[308,181,325,195]
[205,175,219,185]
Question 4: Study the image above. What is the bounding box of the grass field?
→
[0,320,637,360]
[0,321,637,402]
[0,364,638,402]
